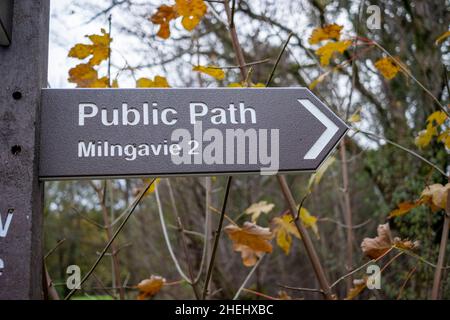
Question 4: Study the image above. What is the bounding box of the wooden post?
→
[0,0,49,299]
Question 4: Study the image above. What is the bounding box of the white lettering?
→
[0,209,13,238]
[78,103,98,126]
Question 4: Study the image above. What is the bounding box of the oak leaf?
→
[244,201,275,223]
[309,24,343,44]
[137,275,165,300]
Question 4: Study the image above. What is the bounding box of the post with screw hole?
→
[0,0,49,299]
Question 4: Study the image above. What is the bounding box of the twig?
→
[265,32,293,86]
[230,0,236,28]
[44,238,66,260]
[209,58,271,70]
[223,0,247,79]
[397,266,417,300]
[241,288,279,300]
[155,183,193,284]
[208,205,238,225]
[202,176,233,299]
[278,284,324,294]
[354,128,447,177]
[330,247,394,289]
[166,179,208,285]
[64,178,157,300]
[371,40,450,118]
[319,217,372,229]
[431,189,450,299]
[277,175,333,299]
[233,255,265,300]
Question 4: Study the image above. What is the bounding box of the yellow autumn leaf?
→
[193,65,225,80]
[307,156,335,192]
[309,24,343,45]
[272,213,300,255]
[345,278,367,300]
[435,30,450,45]
[315,40,352,66]
[224,222,273,267]
[374,57,399,80]
[437,130,450,148]
[299,207,319,238]
[415,123,438,148]
[136,76,171,88]
[388,201,421,218]
[348,107,362,123]
[150,5,178,40]
[68,63,109,88]
[136,275,165,300]
[421,183,450,210]
[227,82,265,87]
[143,178,161,195]
[427,111,448,126]
[68,28,111,66]
[175,0,207,31]
[309,71,331,90]
[244,201,275,223]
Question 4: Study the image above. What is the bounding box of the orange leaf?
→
[150,5,178,39]
[224,222,273,267]
[345,278,367,300]
[136,76,171,88]
[175,0,207,31]
[309,24,343,44]
[136,275,165,300]
[388,201,421,218]
[375,57,399,80]
[68,28,111,66]
[315,40,352,66]
[68,63,109,88]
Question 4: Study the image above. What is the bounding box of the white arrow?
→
[298,99,339,160]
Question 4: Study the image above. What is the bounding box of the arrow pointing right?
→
[298,99,340,160]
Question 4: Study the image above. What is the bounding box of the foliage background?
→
[44,0,449,300]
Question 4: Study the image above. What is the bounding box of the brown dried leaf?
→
[345,278,367,300]
[361,223,392,259]
[225,222,273,267]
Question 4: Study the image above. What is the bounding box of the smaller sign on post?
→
[39,88,347,179]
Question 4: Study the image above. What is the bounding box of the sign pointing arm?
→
[298,99,340,160]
